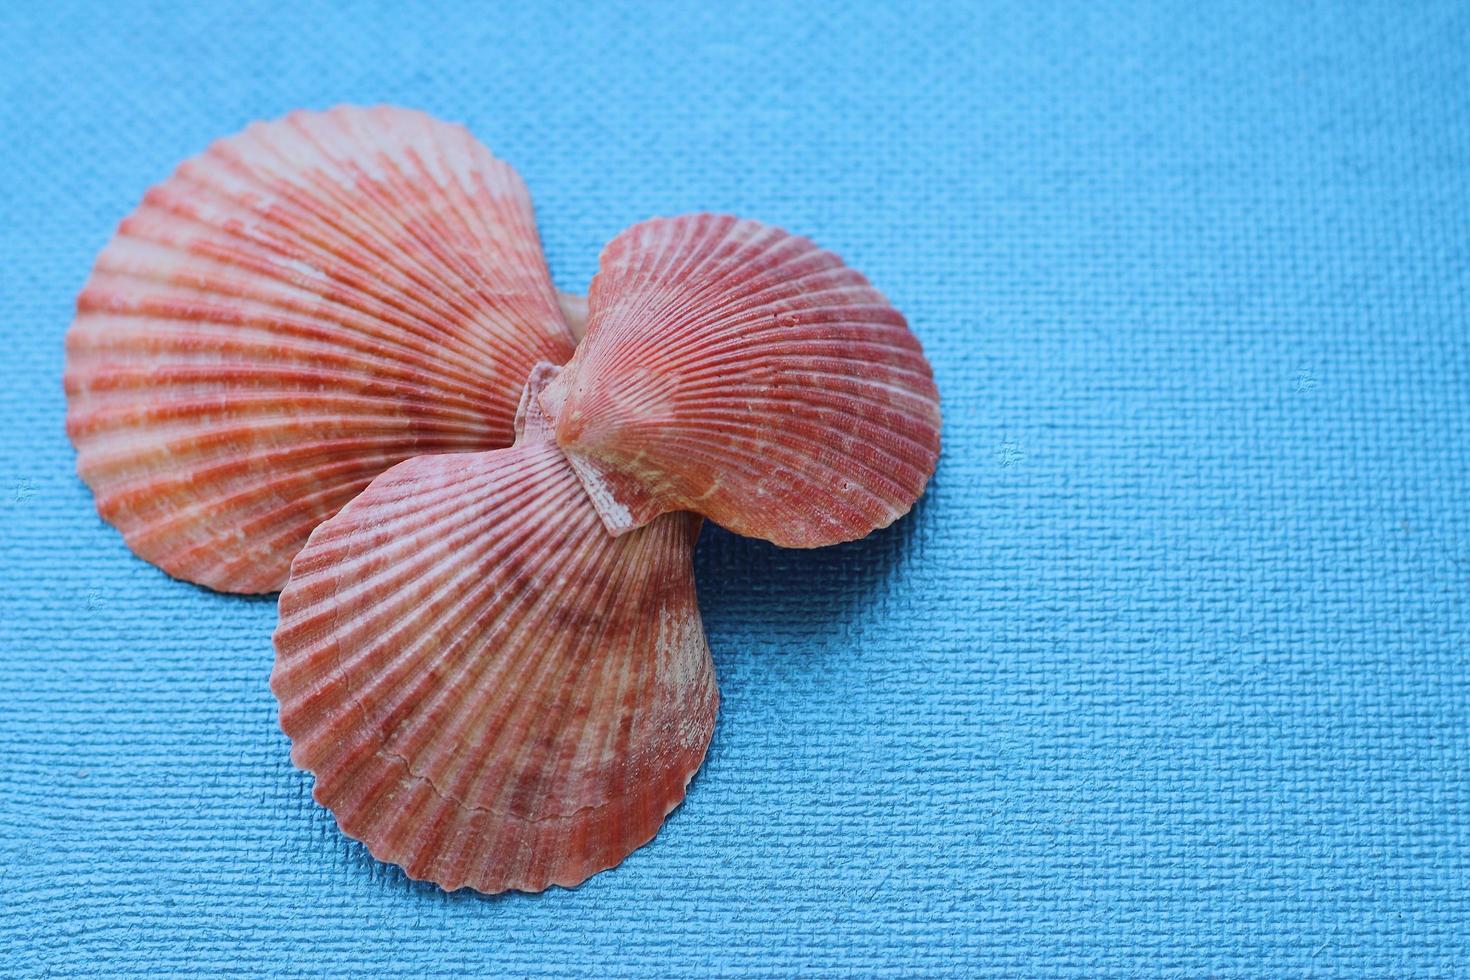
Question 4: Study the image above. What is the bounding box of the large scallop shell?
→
[271,366,717,893]
[65,105,576,593]
[543,214,941,547]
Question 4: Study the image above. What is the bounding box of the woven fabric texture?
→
[2,1,1467,975]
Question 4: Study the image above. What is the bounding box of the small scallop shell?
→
[556,290,589,341]
[271,367,717,893]
[65,105,576,593]
[544,214,941,548]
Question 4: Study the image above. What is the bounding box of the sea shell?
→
[64,105,576,593]
[543,214,941,547]
[556,290,589,341]
[271,365,717,893]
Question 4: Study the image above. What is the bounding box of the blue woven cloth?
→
[3,1,1467,975]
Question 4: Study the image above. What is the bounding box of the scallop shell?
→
[544,214,941,547]
[65,105,576,593]
[556,290,589,341]
[271,366,717,893]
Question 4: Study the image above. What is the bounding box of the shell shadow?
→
[692,491,930,656]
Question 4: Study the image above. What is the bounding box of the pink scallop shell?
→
[65,106,576,592]
[271,366,717,893]
[544,214,941,548]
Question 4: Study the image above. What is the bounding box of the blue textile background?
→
[2,1,1467,975]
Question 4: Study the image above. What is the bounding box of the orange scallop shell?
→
[67,108,937,891]
[64,105,576,592]
[545,214,941,547]
[271,365,717,893]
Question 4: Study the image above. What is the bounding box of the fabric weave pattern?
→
[1,1,1466,975]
